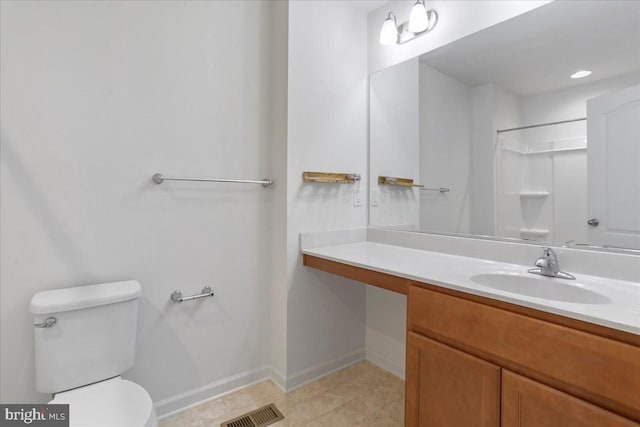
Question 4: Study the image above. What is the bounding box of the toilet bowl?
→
[50,377,157,427]
[31,280,157,427]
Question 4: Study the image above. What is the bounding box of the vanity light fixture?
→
[379,13,399,45]
[379,0,438,45]
[408,0,430,32]
[570,70,592,79]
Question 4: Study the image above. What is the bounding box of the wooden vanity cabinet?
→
[502,371,639,427]
[405,332,500,427]
[406,283,640,426]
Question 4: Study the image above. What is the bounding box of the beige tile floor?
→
[159,361,404,427]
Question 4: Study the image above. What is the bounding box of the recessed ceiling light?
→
[570,70,592,79]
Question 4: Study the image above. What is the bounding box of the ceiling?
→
[345,0,388,14]
[420,1,640,96]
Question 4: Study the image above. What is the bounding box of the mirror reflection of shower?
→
[496,118,588,245]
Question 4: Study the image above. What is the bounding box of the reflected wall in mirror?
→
[369,1,640,251]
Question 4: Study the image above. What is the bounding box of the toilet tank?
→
[30,280,142,394]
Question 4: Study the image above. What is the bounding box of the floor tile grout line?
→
[297,395,362,427]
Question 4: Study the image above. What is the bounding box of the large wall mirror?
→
[369,1,640,252]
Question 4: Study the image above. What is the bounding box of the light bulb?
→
[379,13,398,45]
[408,0,429,33]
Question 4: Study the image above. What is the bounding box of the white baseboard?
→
[155,365,271,420]
[284,348,365,392]
[365,349,405,380]
[155,349,366,420]
[268,366,286,393]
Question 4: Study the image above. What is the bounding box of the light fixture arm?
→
[379,5,438,46]
[398,9,438,44]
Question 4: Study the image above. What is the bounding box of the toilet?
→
[30,280,158,427]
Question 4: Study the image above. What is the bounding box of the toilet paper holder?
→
[171,286,214,303]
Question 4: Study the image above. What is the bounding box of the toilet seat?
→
[51,377,157,427]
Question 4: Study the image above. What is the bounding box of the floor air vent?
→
[221,403,284,427]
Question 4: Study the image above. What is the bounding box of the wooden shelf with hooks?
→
[378,176,424,188]
[303,172,361,184]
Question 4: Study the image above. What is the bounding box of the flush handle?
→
[34,317,57,328]
[587,218,600,227]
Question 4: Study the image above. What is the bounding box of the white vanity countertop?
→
[302,241,640,335]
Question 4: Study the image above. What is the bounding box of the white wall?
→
[520,72,640,131]
[285,0,368,389]
[470,84,521,236]
[369,58,420,228]
[268,0,289,388]
[419,63,471,233]
[365,287,406,379]
[367,0,550,74]
[0,0,280,413]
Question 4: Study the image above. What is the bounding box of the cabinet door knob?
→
[587,218,599,227]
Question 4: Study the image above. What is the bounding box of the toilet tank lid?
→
[30,280,142,315]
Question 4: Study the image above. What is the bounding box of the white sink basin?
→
[470,273,613,304]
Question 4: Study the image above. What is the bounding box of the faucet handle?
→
[530,247,575,280]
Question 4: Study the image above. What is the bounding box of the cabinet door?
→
[405,332,500,427]
[502,371,639,427]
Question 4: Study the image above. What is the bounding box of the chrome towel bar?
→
[420,187,450,193]
[171,286,214,303]
[153,173,272,187]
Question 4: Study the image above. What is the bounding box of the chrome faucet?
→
[528,247,575,280]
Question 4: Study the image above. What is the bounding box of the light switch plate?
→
[353,191,363,207]
[371,189,380,207]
